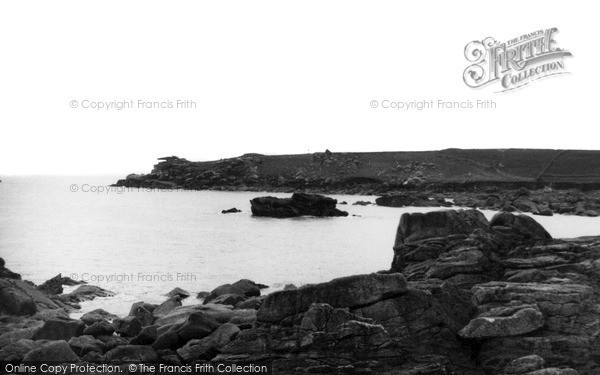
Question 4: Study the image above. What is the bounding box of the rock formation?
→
[250,193,348,218]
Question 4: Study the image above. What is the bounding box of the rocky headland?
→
[1,210,599,374]
[114,149,600,218]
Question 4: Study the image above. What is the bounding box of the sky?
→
[0,1,597,175]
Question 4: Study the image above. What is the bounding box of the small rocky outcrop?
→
[203,279,264,305]
[250,193,348,218]
[0,258,21,279]
[221,207,242,214]
[31,318,85,341]
[376,193,451,208]
[37,273,83,295]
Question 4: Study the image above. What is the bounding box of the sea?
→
[1,176,599,317]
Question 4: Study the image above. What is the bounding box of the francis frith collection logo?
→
[463,28,572,92]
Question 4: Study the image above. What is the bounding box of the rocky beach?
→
[1,207,599,374]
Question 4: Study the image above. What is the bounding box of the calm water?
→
[1,176,599,316]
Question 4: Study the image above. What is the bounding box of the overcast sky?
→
[0,1,596,175]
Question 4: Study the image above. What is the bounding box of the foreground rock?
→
[250,193,348,218]
[257,273,407,323]
[390,209,600,374]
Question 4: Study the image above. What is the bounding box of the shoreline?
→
[2,208,600,373]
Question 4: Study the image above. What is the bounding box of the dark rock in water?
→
[104,345,158,363]
[203,279,263,305]
[59,285,115,303]
[221,207,242,214]
[37,273,85,295]
[353,200,372,206]
[166,287,191,300]
[257,273,407,323]
[0,279,59,315]
[23,340,79,362]
[37,274,65,295]
[250,193,348,218]
[196,291,210,300]
[32,318,85,341]
[113,316,142,337]
[0,259,21,279]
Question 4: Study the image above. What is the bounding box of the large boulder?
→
[67,335,105,356]
[31,318,85,341]
[250,193,348,218]
[257,273,407,323]
[129,304,155,326]
[177,323,240,362]
[203,279,262,304]
[22,340,79,362]
[152,311,222,350]
[83,321,115,337]
[80,308,119,325]
[129,325,159,345]
[113,316,142,337]
[490,212,552,240]
[0,339,41,361]
[393,209,490,246]
[153,296,182,317]
[0,278,59,315]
